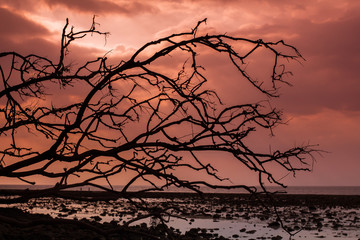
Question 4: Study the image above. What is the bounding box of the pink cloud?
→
[0,7,50,40]
[42,0,158,15]
[1,0,359,186]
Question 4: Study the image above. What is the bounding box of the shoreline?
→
[0,190,359,239]
[1,189,360,207]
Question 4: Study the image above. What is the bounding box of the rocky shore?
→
[0,191,359,239]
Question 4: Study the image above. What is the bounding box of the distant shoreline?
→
[1,189,360,208]
[0,185,360,195]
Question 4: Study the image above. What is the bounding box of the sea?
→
[0,185,360,195]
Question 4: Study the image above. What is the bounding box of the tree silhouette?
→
[0,18,315,203]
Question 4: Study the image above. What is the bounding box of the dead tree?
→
[0,18,314,204]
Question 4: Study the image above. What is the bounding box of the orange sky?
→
[0,0,359,186]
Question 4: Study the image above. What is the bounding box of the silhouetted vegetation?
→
[0,18,317,238]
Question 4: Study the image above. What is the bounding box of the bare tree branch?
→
[0,17,318,236]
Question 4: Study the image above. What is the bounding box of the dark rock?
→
[268,221,281,229]
[213,213,221,219]
[246,229,256,234]
[90,216,102,222]
[308,205,317,211]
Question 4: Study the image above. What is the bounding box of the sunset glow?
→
[1,0,359,187]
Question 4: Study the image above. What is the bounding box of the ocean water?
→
[0,184,360,195]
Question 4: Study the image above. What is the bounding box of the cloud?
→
[41,0,158,15]
[208,1,360,116]
[0,7,50,40]
[0,0,40,12]
[0,7,58,61]
[274,109,360,186]
[275,15,360,115]
[1,0,359,186]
